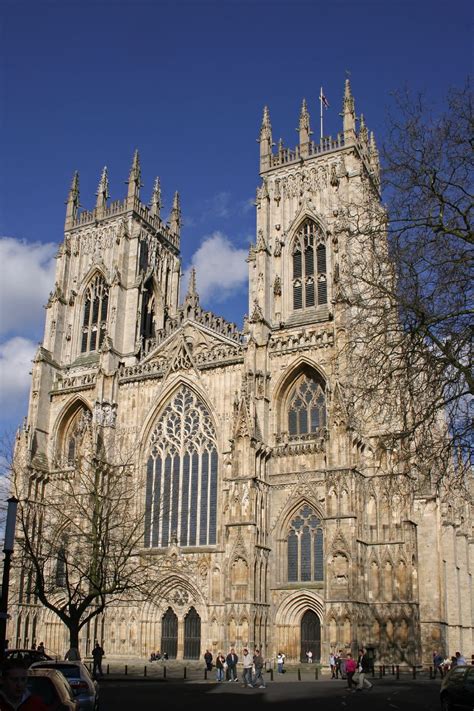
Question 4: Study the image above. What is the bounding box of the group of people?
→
[433,650,468,677]
[204,648,267,687]
[149,650,169,662]
[329,649,345,678]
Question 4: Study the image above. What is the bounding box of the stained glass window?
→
[81,275,109,353]
[292,219,327,311]
[288,373,326,438]
[287,505,324,582]
[144,386,218,548]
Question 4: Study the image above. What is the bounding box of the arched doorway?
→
[183,607,201,659]
[161,607,178,659]
[300,609,321,662]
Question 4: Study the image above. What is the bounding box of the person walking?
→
[204,649,213,672]
[345,653,357,690]
[242,648,254,687]
[329,652,336,678]
[433,650,444,678]
[92,641,105,677]
[356,648,373,692]
[253,649,266,688]
[277,652,285,674]
[226,648,239,682]
[215,652,226,682]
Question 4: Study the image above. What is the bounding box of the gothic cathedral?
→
[12,80,473,664]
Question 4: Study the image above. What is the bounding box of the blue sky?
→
[0,0,471,434]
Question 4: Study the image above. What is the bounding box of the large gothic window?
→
[287,504,324,582]
[292,219,327,311]
[144,386,218,548]
[288,372,326,439]
[81,275,109,353]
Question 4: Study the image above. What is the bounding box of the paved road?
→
[98,678,441,710]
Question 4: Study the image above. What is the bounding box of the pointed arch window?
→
[288,372,326,439]
[292,219,327,311]
[287,504,324,582]
[144,386,218,548]
[81,275,109,353]
[62,407,91,465]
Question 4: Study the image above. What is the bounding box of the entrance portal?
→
[183,606,201,659]
[300,609,321,662]
[161,607,178,659]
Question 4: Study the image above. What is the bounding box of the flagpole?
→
[320,87,323,140]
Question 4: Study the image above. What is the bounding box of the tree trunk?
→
[67,624,81,659]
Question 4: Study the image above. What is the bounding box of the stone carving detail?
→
[94,400,117,427]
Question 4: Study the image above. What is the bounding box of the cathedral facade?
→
[12,81,473,664]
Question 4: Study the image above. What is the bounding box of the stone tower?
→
[12,81,473,664]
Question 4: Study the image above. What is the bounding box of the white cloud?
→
[201,192,231,220]
[0,237,56,337]
[184,232,248,302]
[0,337,36,411]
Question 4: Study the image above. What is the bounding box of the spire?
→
[298,98,312,158]
[359,113,368,146]
[369,131,380,183]
[184,267,199,307]
[150,176,161,218]
[95,166,109,214]
[127,149,142,202]
[169,191,181,235]
[258,105,273,172]
[342,78,356,139]
[65,171,80,229]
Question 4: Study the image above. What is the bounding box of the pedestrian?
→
[306,649,313,663]
[216,652,226,682]
[456,651,467,665]
[329,651,336,678]
[335,650,341,678]
[64,646,80,661]
[226,647,239,682]
[356,648,373,692]
[92,641,105,677]
[433,650,444,678]
[253,649,266,688]
[204,649,213,672]
[345,652,357,690]
[339,650,347,680]
[36,643,45,656]
[277,652,285,674]
[0,659,48,711]
[242,648,254,687]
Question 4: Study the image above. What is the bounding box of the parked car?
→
[4,648,53,666]
[27,667,78,710]
[31,660,99,711]
[440,665,474,710]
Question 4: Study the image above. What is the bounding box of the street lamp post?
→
[0,497,18,660]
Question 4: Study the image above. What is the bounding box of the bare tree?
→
[11,417,152,653]
[338,82,472,487]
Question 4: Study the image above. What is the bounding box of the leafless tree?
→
[338,82,472,489]
[11,419,153,653]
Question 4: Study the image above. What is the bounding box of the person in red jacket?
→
[0,660,47,711]
[345,652,357,689]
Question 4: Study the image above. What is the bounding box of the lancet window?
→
[140,279,156,345]
[292,219,327,311]
[287,372,326,438]
[62,406,91,465]
[287,504,324,582]
[144,386,218,548]
[81,275,109,353]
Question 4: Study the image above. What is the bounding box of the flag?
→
[321,89,329,109]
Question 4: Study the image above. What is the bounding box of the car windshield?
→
[36,664,81,679]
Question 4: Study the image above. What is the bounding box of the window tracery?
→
[287,504,324,582]
[62,407,92,465]
[291,219,327,311]
[81,275,109,353]
[287,372,326,439]
[144,386,218,548]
